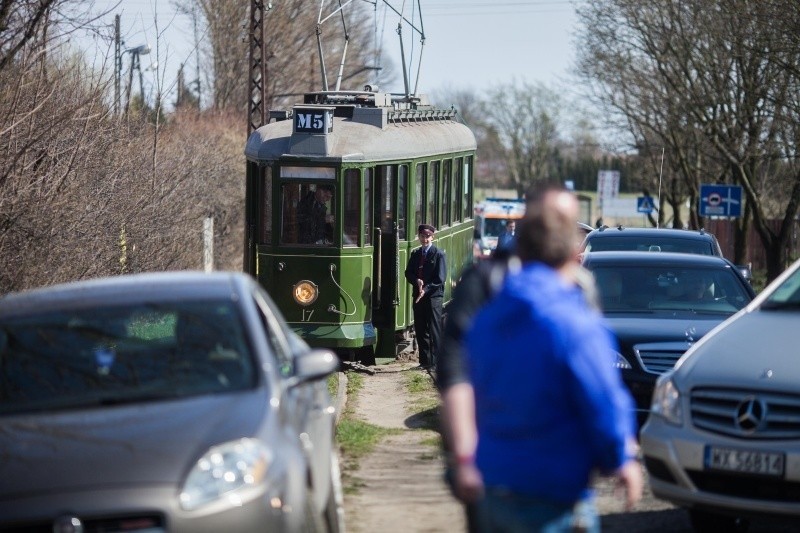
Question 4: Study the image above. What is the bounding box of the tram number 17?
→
[301,309,314,322]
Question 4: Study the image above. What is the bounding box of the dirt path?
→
[342,361,466,533]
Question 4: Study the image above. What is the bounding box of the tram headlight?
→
[293,280,319,306]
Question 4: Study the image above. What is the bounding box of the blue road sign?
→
[637,196,655,214]
[699,184,742,217]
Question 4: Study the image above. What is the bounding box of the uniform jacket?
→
[404,244,446,299]
[496,231,516,252]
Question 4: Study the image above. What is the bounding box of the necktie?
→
[417,249,425,278]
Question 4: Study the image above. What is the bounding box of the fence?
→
[704,218,800,273]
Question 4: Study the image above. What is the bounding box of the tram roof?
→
[244,93,476,163]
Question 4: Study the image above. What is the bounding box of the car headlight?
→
[651,373,682,425]
[293,280,318,306]
[613,351,632,370]
[180,438,272,511]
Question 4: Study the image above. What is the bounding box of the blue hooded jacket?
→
[465,262,636,503]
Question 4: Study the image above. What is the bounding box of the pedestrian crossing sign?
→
[637,196,655,213]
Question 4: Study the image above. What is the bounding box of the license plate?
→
[705,445,785,477]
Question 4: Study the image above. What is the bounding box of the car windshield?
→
[0,301,256,415]
[761,265,800,310]
[481,218,514,238]
[585,236,715,255]
[591,265,751,314]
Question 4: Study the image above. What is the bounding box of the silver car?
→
[0,272,344,532]
[641,258,800,531]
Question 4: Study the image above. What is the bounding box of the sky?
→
[382,1,580,95]
[79,0,581,109]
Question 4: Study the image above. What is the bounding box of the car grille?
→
[0,514,165,533]
[636,348,684,374]
[691,388,800,438]
[687,469,800,502]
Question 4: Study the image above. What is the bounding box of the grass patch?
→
[420,434,441,448]
[336,418,397,459]
[404,372,439,412]
[405,371,435,394]
[403,372,441,431]
[327,373,338,398]
[345,371,364,398]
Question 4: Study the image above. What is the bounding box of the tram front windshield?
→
[281,181,336,246]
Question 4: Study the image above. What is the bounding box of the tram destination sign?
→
[294,107,334,134]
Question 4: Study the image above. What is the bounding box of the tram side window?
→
[453,157,463,223]
[250,162,272,244]
[427,161,438,228]
[280,182,336,246]
[364,168,373,245]
[414,163,424,232]
[343,169,360,247]
[398,164,408,240]
[463,157,473,220]
[377,165,393,233]
[260,166,273,243]
[441,159,452,227]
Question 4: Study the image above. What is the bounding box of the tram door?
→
[372,164,407,336]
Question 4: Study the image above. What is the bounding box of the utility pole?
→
[192,5,201,108]
[125,51,134,115]
[138,54,145,110]
[248,0,266,135]
[114,14,120,115]
[177,63,185,108]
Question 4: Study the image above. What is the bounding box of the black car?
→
[582,252,755,420]
[581,226,724,256]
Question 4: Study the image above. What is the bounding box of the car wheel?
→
[324,451,345,533]
[688,509,749,533]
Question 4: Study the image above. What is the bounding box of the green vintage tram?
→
[244,89,477,363]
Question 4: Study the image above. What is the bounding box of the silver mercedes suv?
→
[641,258,800,531]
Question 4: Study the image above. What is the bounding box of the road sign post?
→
[637,196,655,214]
[699,185,742,217]
[597,170,620,209]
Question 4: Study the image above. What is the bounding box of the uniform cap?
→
[418,224,435,236]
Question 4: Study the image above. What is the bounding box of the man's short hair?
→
[317,184,334,193]
[517,181,577,267]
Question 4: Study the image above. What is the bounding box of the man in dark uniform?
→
[496,219,517,253]
[404,224,446,369]
[297,184,334,244]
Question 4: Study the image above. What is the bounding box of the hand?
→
[454,462,484,504]
[615,459,643,511]
[415,288,425,303]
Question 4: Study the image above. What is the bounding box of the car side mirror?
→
[736,264,753,284]
[286,349,339,389]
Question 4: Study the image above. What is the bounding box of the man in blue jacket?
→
[404,224,447,370]
[456,183,641,532]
